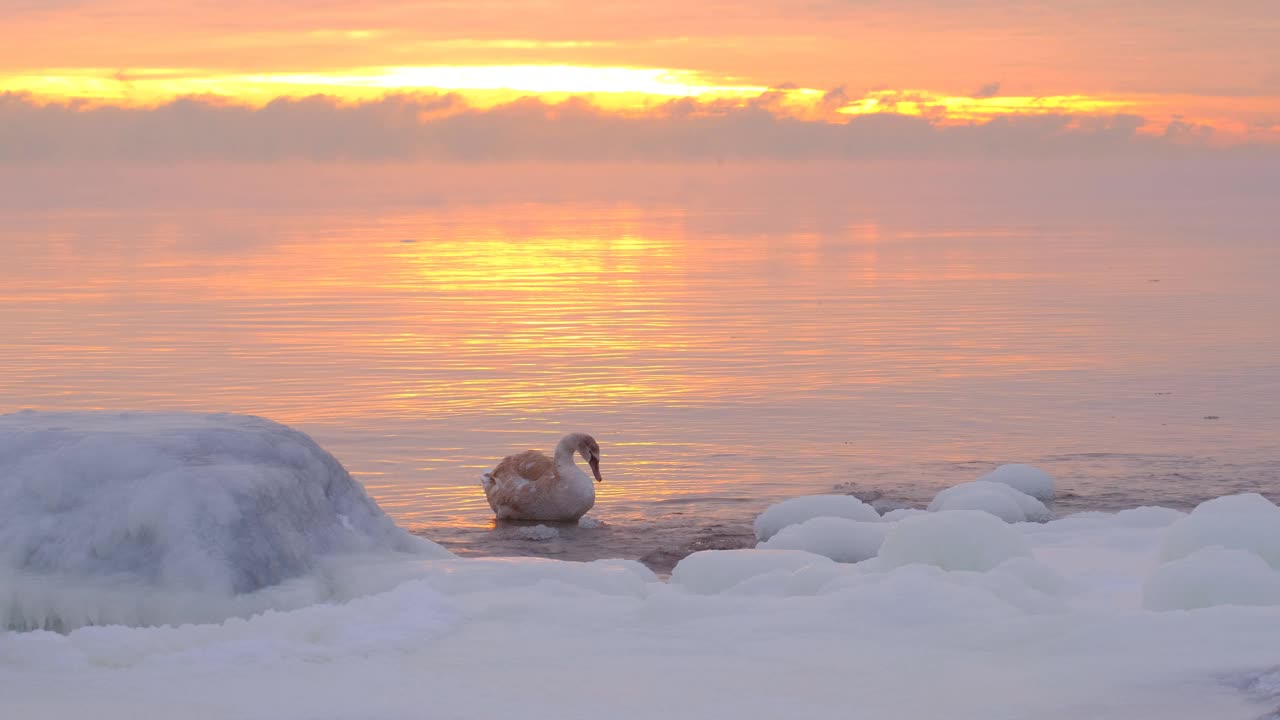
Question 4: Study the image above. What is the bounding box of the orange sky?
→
[4,0,1279,142]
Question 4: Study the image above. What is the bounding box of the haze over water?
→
[3,167,1277,564]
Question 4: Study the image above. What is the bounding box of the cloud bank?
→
[0,92,1252,165]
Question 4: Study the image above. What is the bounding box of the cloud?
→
[2,0,87,12]
[819,86,850,111]
[972,82,1001,99]
[0,91,1261,165]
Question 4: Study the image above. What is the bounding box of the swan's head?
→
[578,435,602,483]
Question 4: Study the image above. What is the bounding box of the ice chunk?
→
[1160,493,1280,569]
[879,510,1032,572]
[1113,506,1186,528]
[757,517,888,563]
[1144,546,1280,611]
[927,480,1051,523]
[514,524,560,541]
[0,411,449,631]
[670,549,835,594]
[977,463,1056,500]
[753,495,880,541]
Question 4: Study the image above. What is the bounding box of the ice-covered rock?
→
[1144,546,1280,611]
[878,510,1032,572]
[927,480,1051,523]
[1159,493,1280,570]
[757,516,888,563]
[977,464,1056,500]
[670,549,835,594]
[753,495,880,541]
[0,411,449,631]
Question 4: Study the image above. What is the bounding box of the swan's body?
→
[481,433,602,521]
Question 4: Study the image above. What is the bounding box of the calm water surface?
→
[3,195,1278,567]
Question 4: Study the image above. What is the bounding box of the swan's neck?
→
[553,434,584,475]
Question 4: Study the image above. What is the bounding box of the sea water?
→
[2,167,1277,568]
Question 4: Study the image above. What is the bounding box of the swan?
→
[481,432,602,521]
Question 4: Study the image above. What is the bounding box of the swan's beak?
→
[589,456,602,482]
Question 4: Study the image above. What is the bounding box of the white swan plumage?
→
[481,432,602,521]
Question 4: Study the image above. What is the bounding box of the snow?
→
[0,411,449,631]
[669,549,836,594]
[1159,493,1280,569]
[6,502,1280,720]
[1143,546,1280,611]
[878,510,1032,571]
[752,494,880,541]
[1142,495,1280,611]
[3,414,1280,718]
[756,516,888,563]
[977,463,1057,500]
[927,479,1052,522]
[1114,505,1187,528]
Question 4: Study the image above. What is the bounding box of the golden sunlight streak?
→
[5,64,1273,139]
[0,64,1125,124]
[836,90,1135,120]
[280,65,763,96]
[0,65,778,108]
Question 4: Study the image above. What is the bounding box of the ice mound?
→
[670,549,835,594]
[977,463,1056,500]
[1114,505,1186,528]
[1144,547,1280,611]
[757,517,888,563]
[927,480,1051,523]
[878,510,1032,572]
[753,494,880,541]
[0,411,448,631]
[1160,493,1280,569]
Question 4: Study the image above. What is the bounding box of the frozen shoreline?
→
[3,412,1280,719]
[5,509,1280,719]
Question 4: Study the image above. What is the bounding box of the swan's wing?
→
[482,450,557,516]
[491,450,556,484]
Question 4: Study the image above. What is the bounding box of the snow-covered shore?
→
[2,412,1279,719]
